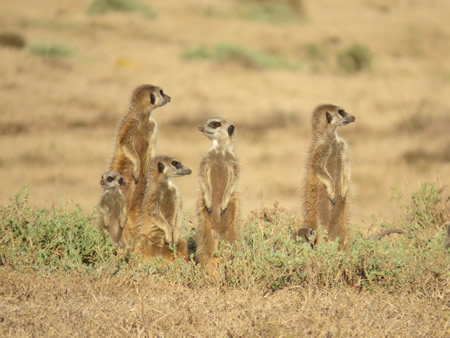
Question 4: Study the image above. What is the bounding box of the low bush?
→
[336,43,372,73]
[87,0,157,19]
[183,43,298,70]
[29,42,75,58]
[1,184,447,294]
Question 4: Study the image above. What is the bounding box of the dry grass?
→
[0,185,448,336]
[1,269,448,336]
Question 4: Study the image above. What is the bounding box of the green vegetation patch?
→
[237,0,306,24]
[0,188,125,272]
[87,0,157,19]
[337,43,372,73]
[1,184,448,294]
[29,42,75,58]
[183,43,298,70]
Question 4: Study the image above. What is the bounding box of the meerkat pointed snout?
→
[196,117,241,271]
[198,117,236,144]
[158,158,192,178]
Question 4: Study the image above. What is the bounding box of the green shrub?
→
[183,43,298,70]
[1,184,447,295]
[337,43,372,73]
[237,0,305,23]
[29,43,75,58]
[87,0,157,19]
[0,188,123,271]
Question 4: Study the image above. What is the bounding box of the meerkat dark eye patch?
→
[228,124,235,136]
[338,109,346,117]
[160,89,164,95]
[158,162,165,173]
[118,177,124,185]
[209,121,222,129]
[326,112,333,124]
[150,93,156,104]
[171,161,181,169]
[107,176,114,183]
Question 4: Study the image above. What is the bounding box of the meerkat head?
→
[155,155,192,179]
[312,104,355,135]
[100,171,126,189]
[130,84,171,113]
[198,117,236,146]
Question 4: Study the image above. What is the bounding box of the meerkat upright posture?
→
[300,104,355,250]
[133,155,192,262]
[97,171,127,248]
[196,117,241,269]
[110,85,171,245]
[110,84,171,211]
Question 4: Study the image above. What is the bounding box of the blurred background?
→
[0,0,449,228]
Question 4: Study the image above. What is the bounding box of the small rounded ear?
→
[228,124,235,136]
[158,162,165,173]
[326,112,333,124]
[150,93,156,104]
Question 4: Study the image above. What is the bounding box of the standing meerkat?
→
[133,155,192,262]
[196,117,241,270]
[110,84,171,212]
[298,104,355,250]
[97,171,127,248]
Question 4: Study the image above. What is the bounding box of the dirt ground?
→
[0,269,448,336]
[1,0,449,226]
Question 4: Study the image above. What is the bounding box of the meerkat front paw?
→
[132,173,139,184]
[220,207,227,216]
[328,190,336,205]
[206,205,212,214]
[164,232,173,245]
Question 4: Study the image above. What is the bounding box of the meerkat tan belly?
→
[296,104,355,250]
[109,84,171,212]
[97,171,127,248]
[195,117,241,270]
[133,155,191,262]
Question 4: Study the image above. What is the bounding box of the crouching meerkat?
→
[109,84,171,213]
[196,117,241,270]
[133,155,192,262]
[97,171,127,248]
[297,104,355,250]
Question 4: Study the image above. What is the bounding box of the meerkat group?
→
[97,83,363,269]
[97,84,240,265]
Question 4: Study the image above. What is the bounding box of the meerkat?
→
[299,104,355,250]
[109,84,171,212]
[292,227,316,248]
[97,171,127,248]
[133,155,192,262]
[195,117,241,270]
